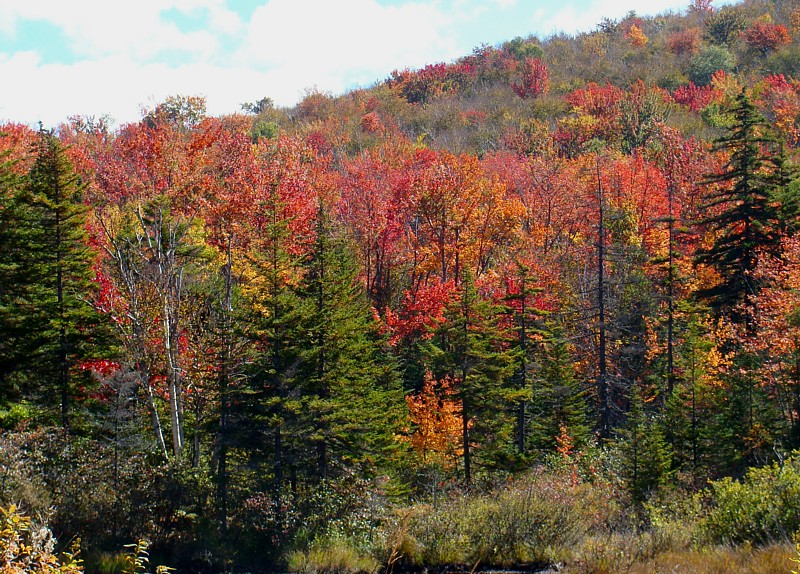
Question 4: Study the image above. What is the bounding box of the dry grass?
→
[287,538,380,574]
[624,544,795,574]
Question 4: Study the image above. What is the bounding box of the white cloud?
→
[0,0,466,126]
[237,0,457,88]
[0,0,241,62]
[535,0,690,36]
[0,0,727,128]
[0,53,295,127]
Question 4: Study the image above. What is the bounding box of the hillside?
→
[4,0,800,572]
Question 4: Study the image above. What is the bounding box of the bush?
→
[700,455,800,545]
[690,46,736,86]
[766,45,800,78]
[390,470,616,568]
[0,505,82,574]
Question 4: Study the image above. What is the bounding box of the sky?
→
[0,0,703,128]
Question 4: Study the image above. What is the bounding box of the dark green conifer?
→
[292,206,405,482]
[426,271,519,485]
[615,386,672,504]
[6,131,102,429]
[530,323,591,453]
[695,90,788,318]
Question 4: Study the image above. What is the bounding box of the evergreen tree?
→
[7,131,102,429]
[530,323,591,453]
[426,271,519,485]
[0,143,27,396]
[695,90,787,318]
[291,207,405,482]
[662,306,713,483]
[240,192,307,507]
[615,386,672,504]
[503,262,549,459]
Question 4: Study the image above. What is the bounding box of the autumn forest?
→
[6,0,800,572]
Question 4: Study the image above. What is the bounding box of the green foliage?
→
[700,455,800,546]
[1,130,104,429]
[143,95,206,131]
[700,101,735,128]
[0,401,36,430]
[503,36,544,60]
[703,6,748,46]
[394,471,599,567]
[765,45,800,78]
[120,539,173,574]
[612,388,672,504]
[0,146,26,392]
[425,272,520,483]
[287,537,380,574]
[695,90,784,315]
[530,324,591,453]
[252,120,280,142]
[689,45,736,86]
[290,210,405,481]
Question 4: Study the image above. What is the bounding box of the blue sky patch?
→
[0,19,74,64]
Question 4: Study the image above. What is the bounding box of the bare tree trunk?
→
[596,160,609,440]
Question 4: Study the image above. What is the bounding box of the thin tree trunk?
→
[597,161,609,439]
[462,404,471,487]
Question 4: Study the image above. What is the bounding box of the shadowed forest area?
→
[7,0,800,572]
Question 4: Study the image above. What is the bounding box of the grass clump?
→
[287,536,380,574]
[389,470,614,568]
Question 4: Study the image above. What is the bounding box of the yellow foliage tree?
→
[627,24,649,47]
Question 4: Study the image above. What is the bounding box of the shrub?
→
[390,470,616,568]
[0,505,82,574]
[766,45,800,78]
[690,46,736,86]
[700,455,800,545]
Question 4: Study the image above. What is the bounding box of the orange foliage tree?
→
[405,371,464,468]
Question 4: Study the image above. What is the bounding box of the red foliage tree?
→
[759,75,800,147]
[742,22,792,55]
[511,57,549,99]
[673,82,724,112]
[668,28,702,56]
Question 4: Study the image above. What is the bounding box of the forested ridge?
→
[7,0,800,572]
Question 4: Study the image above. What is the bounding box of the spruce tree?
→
[615,386,672,504]
[240,192,307,504]
[0,144,27,396]
[503,262,549,459]
[426,271,519,485]
[695,90,787,318]
[8,131,102,429]
[291,206,405,482]
[530,323,591,453]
